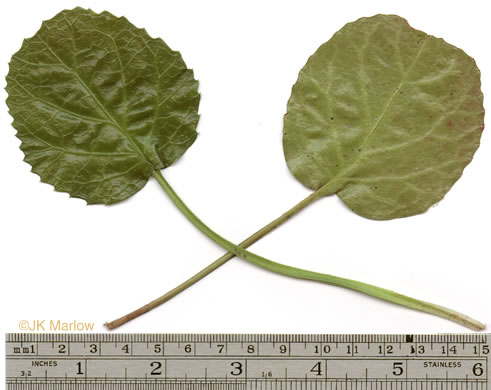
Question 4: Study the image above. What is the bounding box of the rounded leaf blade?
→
[6,8,200,204]
[283,14,484,219]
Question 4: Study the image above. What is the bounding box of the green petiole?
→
[104,171,485,331]
[9,8,483,333]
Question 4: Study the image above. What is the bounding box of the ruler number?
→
[150,361,162,375]
[473,345,489,355]
[347,345,358,354]
[311,362,322,376]
[410,345,425,354]
[10,334,489,384]
[314,345,331,354]
[378,345,394,354]
[392,362,404,376]
[230,362,243,376]
[441,345,457,354]
[441,345,458,355]
[472,363,484,376]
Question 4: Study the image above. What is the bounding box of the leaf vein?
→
[36,34,150,164]
[358,37,429,154]
[11,80,112,125]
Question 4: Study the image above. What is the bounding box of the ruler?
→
[5,334,490,390]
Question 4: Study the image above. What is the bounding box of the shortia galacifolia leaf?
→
[283,15,484,219]
[6,10,485,330]
[7,7,199,204]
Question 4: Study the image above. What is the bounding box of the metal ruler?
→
[5,334,490,390]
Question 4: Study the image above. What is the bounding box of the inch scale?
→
[5,334,490,390]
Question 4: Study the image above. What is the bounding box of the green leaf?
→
[5,10,486,330]
[6,7,199,205]
[283,14,484,220]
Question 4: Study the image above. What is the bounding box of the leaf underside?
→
[6,7,200,205]
[283,14,484,220]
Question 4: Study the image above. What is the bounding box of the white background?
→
[1,0,490,378]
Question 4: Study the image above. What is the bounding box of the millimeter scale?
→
[5,334,489,390]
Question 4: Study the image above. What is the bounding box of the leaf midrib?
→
[36,35,153,167]
[322,36,430,192]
